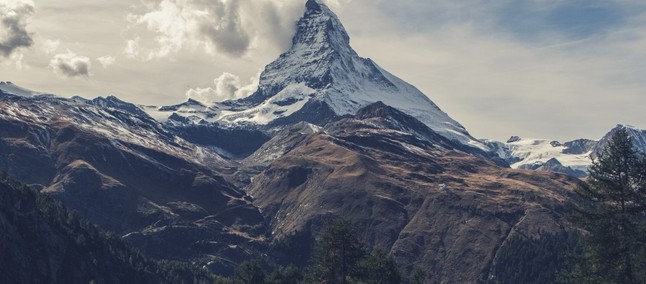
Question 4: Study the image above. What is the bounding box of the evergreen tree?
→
[565,128,646,283]
[235,260,267,284]
[308,219,367,284]
[268,265,303,284]
[360,249,401,284]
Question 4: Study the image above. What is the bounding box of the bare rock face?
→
[246,103,581,283]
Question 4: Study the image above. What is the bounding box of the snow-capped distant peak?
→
[0,81,40,97]
[484,136,596,177]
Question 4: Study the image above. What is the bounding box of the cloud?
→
[96,55,116,68]
[198,0,250,56]
[49,50,91,78]
[42,39,60,54]
[0,0,35,58]
[124,38,140,58]
[186,71,259,103]
[127,0,308,59]
[128,0,250,58]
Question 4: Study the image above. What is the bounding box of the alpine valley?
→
[0,0,642,283]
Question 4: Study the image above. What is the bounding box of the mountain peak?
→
[0,81,39,97]
[292,0,350,52]
[305,0,324,12]
[213,0,488,151]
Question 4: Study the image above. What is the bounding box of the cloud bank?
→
[0,0,35,58]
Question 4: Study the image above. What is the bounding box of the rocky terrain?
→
[245,102,581,282]
[0,93,266,274]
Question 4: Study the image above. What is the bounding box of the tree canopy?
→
[564,128,646,283]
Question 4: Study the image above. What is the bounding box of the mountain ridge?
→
[484,124,646,178]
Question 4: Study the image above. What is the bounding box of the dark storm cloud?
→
[0,1,35,58]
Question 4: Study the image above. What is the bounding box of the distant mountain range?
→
[484,124,646,178]
[0,0,636,283]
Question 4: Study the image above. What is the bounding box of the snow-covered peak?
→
[0,94,229,168]
[484,136,595,177]
[294,0,351,53]
[90,96,150,118]
[211,0,487,150]
[242,0,356,104]
[0,81,40,97]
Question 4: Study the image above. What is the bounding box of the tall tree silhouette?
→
[566,128,646,283]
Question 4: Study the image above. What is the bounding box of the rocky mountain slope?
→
[245,102,582,282]
[0,91,267,274]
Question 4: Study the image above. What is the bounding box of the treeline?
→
[0,173,223,284]
[223,219,417,284]
[0,172,411,284]
[5,128,644,284]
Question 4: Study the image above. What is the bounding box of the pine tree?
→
[235,260,267,284]
[360,249,401,284]
[308,219,367,284]
[566,128,646,283]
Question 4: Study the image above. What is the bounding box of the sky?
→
[0,0,645,142]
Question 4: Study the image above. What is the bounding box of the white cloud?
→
[0,0,35,58]
[126,0,306,59]
[124,38,140,59]
[96,55,116,68]
[49,50,91,78]
[186,71,259,103]
[42,39,60,54]
[127,0,251,59]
